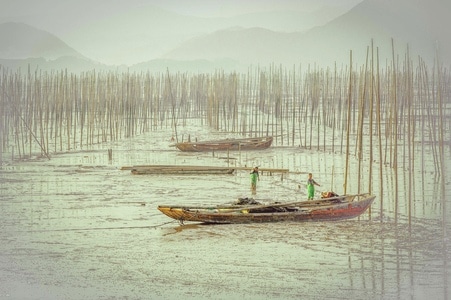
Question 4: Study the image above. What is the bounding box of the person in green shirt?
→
[250,167,259,194]
[307,173,320,200]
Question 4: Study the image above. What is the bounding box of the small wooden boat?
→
[157,193,376,224]
[130,165,235,175]
[174,136,273,152]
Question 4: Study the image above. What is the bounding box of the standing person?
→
[307,173,320,200]
[250,167,259,194]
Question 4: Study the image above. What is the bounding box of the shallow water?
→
[0,128,450,299]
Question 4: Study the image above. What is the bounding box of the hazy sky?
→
[148,0,363,17]
[1,0,363,19]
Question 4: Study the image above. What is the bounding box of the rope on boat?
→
[155,220,180,228]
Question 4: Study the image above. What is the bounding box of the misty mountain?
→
[0,22,113,72]
[1,0,449,73]
[161,27,294,67]
[303,0,451,65]
[208,3,357,34]
[0,0,356,66]
[162,0,451,68]
[0,22,86,60]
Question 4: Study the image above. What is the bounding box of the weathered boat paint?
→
[174,136,273,152]
[157,193,376,224]
[130,165,235,175]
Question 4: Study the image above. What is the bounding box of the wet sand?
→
[0,129,450,299]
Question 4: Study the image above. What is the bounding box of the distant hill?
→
[162,27,291,66]
[0,57,119,74]
[0,22,86,60]
[0,1,358,66]
[0,22,113,72]
[1,0,449,73]
[303,0,451,66]
[161,0,451,68]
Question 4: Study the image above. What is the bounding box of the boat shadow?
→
[162,222,228,236]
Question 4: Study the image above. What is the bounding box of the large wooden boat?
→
[130,165,235,175]
[174,136,273,152]
[157,193,376,224]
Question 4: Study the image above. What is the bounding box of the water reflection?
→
[0,129,449,299]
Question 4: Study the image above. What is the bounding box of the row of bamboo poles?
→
[0,48,449,182]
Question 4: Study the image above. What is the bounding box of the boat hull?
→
[158,194,376,224]
[130,165,235,175]
[175,136,273,152]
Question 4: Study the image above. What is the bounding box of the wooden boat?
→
[130,165,235,175]
[157,193,376,224]
[174,136,273,152]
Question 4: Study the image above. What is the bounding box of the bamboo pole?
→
[376,48,384,221]
[344,50,352,195]
[357,47,369,196]
[391,38,399,223]
[368,41,374,196]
